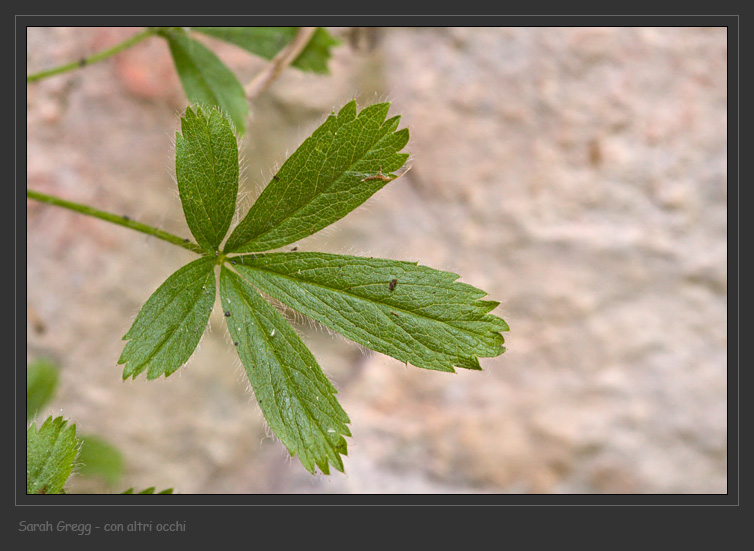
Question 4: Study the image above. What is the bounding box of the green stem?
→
[27,189,205,255]
[26,28,158,83]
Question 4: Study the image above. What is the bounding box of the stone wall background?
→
[26,27,727,494]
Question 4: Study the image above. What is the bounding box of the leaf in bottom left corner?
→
[27,416,82,494]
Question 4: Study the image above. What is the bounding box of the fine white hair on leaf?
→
[232,188,254,227]
[268,159,282,180]
[277,304,331,340]
[281,447,294,467]
[194,329,208,355]
[310,105,339,135]
[378,90,395,105]
[355,341,373,357]
[283,306,306,328]
[237,149,248,184]
[166,177,182,205]
[334,245,379,259]
[123,303,141,328]
[261,293,287,314]
[174,105,188,120]
[235,363,248,386]
[166,127,178,150]
[319,322,338,340]
[262,421,274,440]
[242,375,256,399]
[316,224,340,239]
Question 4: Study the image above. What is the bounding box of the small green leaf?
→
[27,358,59,420]
[224,100,409,253]
[232,252,509,372]
[219,267,350,474]
[77,435,124,486]
[119,257,216,380]
[121,487,174,494]
[292,27,341,74]
[175,105,239,252]
[27,416,81,494]
[191,27,341,74]
[163,28,249,134]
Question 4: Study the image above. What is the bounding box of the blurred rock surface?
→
[26,26,727,494]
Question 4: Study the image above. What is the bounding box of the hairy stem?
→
[27,189,205,255]
[26,28,158,83]
[245,27,318,101]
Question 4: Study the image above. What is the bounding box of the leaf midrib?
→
[188,117,224,247]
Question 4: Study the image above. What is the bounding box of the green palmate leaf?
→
[232,253,509,372]
[219,267,350,474]
[77,435,124,486]
[223,100,409,254]
[26,358,59,420]
[163,28,249,134]
[27,416,81,494]
[191,27,341,74]
[122,487,174,494]
[119,257,216,380]
[175,105,239,252]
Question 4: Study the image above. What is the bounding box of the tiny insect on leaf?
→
[361,164,413,183]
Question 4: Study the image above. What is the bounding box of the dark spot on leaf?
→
[231,260,237,265]
[389,278,397,291]
[233,341,238,346]
[291,246,298,251]
[272,175,280,181]
[224,310,231,317]
[79,57,87,67]
[183,238,190,242]
[122,215,131,221]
